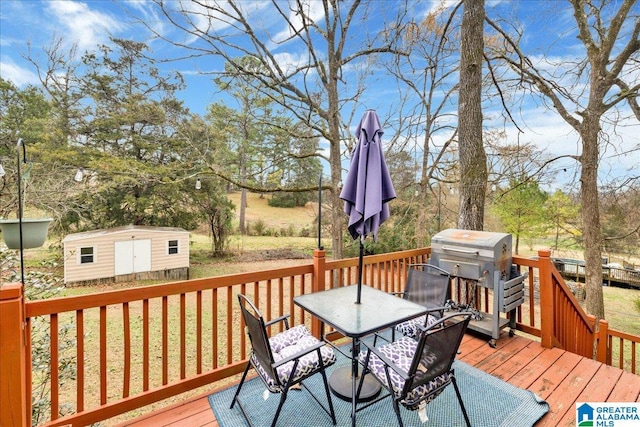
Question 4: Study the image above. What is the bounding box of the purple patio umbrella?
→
[340,109,396,304]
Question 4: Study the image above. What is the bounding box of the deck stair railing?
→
[0,248,638,427]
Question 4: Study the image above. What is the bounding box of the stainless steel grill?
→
[430,229,526,346]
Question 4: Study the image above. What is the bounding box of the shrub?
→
[299,227,311,238]
[276,225,296,237]
[252,219,267,236]
[268,192,310,208]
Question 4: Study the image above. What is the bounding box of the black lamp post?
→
[16,138,27,285]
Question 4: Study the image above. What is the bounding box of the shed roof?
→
[62,225,189,243]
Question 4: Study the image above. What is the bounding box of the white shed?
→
[62,225,190,285]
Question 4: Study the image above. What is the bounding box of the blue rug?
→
[208,346,549,427]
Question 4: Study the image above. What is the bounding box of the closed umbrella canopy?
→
[340,109,396,304]
[340,109,396,241]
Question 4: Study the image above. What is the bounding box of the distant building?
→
[62,225,190,285]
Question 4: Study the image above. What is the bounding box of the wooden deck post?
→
[595,317,609,364]
[311,249,326,338]
[538,249,554,348]
[0,283,28,427]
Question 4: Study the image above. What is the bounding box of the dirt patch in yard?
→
[229,248,310,262]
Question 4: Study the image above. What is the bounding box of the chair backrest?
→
[403,264,451,316]
[237,294,278,381]
[403,312,472,395]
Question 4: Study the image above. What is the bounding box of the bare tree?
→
[383,3,461,245]
[486,138,557,189]
[151,0,411,259]
[24,37,86,147]
[486,0,640,318]
[458,0,487,230]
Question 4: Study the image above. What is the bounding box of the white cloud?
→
[46,1,125,52]
[126,1,169,41]
[272,51,310,76]
[0,59,39,86]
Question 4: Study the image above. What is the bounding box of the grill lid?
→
[431,229,511,248]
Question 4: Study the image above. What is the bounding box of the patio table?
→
[294,284,428,427]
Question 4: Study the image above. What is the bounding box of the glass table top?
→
[294,284,428,337]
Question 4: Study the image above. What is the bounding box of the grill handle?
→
[441,246,479,256]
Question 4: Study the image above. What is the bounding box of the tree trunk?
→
[415,183,428,248]
[239,187,247,235]
[580,116,605,318]
[329,123,344,262]
[327,26,344,263]
[239,156,247,235]
[457,0,487,231]
[416,136,430,247]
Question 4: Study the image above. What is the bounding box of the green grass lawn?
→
[601,285,640,335]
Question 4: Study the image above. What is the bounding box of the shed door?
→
[114,239,151,275]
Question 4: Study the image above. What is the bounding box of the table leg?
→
[351,337,358,427]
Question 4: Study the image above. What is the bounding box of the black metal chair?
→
[356,312,473,427]
[230,294,337,427]
[393,263,452,339]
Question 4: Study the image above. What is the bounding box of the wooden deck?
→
[118,331,640,427]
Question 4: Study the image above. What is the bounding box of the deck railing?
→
[0,248,638,427]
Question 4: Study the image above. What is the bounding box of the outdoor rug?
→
[208,349,549,427]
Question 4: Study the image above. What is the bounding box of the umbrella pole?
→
[356,236,364,304]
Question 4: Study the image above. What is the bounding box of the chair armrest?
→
[370,331,392,344]
[265,314,291,329]
[416,311,474,334]
[360,341,410,381]
[426,305,449,313]
[272,341,329,368]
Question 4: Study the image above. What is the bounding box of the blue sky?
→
[1,0,638,190]
[0,0,222,113]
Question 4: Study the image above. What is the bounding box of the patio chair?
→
[392,263,452,340]
[230,294,337,427]
[356,312,473,427]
